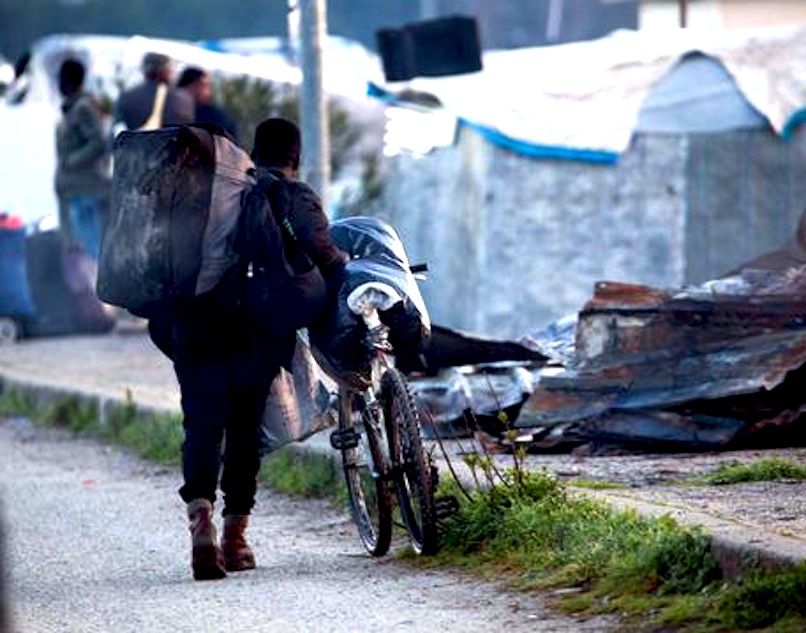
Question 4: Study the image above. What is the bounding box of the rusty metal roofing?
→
[517,278,806,448]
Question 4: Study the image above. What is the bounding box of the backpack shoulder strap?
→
[238,173,287,266]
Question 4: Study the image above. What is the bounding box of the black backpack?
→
[227,173,328,337]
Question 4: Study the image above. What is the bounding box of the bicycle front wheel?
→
[340,390,394,557]
[382,369,439,555]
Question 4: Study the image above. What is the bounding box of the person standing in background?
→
[113,52,194,133]
[54,58,111,260]
[176,67,238,141]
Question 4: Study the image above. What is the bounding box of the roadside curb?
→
[0,372,175,425]
[2,368,805,579]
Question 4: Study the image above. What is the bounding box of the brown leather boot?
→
[221,514,256,572]
[187,499,227,580]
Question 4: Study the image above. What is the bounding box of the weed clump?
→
[438,468,720,597]
[260,446,343,501]
[718,565,806,629]
[701,458,806,485]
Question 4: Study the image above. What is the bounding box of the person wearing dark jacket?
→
[176,67,238,141]
[54,58,111,258]
[152,117,346,581]
[113,52,194,132]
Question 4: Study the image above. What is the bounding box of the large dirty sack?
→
[97,125,254,317]
[308,216,430,384]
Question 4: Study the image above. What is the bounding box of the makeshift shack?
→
[514,210,806,452]
[376,26,806,341]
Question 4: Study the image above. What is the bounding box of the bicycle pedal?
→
[435,495,460,520]
[330,428,360,450]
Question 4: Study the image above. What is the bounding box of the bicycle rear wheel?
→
[339,390,394,557]
[381,368,439,555]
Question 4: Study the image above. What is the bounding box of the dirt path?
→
[0,417,616,633]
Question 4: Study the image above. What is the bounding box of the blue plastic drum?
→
[0,221,35,319]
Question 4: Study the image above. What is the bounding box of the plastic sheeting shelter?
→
[377,26,806,340]
[373,25,806,162]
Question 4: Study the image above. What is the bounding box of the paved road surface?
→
[0,417,615,633]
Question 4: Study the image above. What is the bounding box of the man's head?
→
[252,118,301,171]
[177,67,212,104]
[141,52,172,83]
[58,58,85,97]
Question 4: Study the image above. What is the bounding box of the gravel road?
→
[0,417,616,633]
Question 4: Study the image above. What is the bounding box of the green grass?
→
[259,446,344,501]
[0,387,38,418]
[699,458,806,485]
[717,565,806,630]
[42,395,98,433]
[428,468,806,631]
[567,479,626,490]
[0,387,182,466]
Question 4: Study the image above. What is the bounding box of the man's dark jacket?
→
[114,80,194,130]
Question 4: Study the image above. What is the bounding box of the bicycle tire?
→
[340,390,394,557]
[381,368,439,555]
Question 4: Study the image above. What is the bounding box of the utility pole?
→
[546,0,564,42]
[290,0,330,207]
[679,0,689,28]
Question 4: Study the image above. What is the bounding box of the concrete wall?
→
[685,130,806,282]
[378,126,806,341]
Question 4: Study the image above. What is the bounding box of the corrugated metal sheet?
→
[517,275,806,449]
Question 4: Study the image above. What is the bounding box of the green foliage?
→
[335,151,385,218]
[0,387,38,418]
[43,395,98,433]
[216,75,298,152]
[215,74,363,179]
[568,479,625,490]
[102,396,138,441]
[701,458,806,485]
[434,468,729,628]
[605,527,720,596]
[430,465,806,630]
[260,446,344,501]
[718,565,806,629]
[116,412,183,466]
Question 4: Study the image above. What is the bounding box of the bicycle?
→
[323,273,440,557]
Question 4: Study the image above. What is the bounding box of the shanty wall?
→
[685,131,806,282]
[378,126,806,340]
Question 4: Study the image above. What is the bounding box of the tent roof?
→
[379,25,806,162]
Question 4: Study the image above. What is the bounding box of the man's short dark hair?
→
[177,66,205,88]
[141,52,171,78]
[252,117,301,171]
[58,59,85,94]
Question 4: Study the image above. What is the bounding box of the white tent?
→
[377,25,806,163]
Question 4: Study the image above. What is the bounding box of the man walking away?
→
[149,117,346,581]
